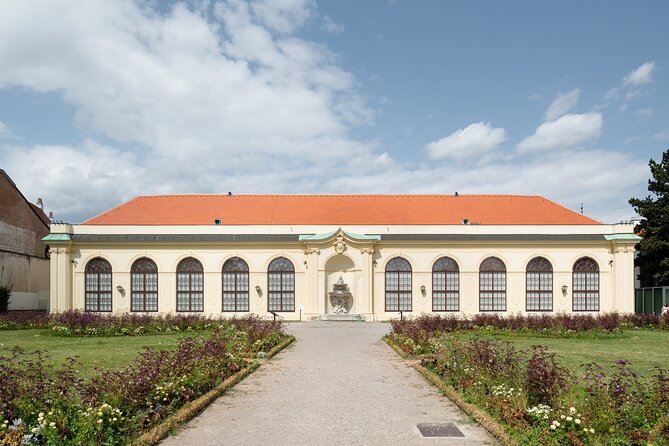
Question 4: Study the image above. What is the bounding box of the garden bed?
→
[0,315,289,445]
[386,313,669,445]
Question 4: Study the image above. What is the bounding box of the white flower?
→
[590,428,595,433]
[49,422,55,427]
[575,419,581,425]
[97,419,103,424]
[566,416,573,422]
[569,407,576,413]
[550,425,556,430]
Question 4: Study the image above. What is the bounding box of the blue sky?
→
[0,0,667,224]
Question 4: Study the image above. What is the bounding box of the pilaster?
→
[49,246,73,313]
[303,247,320,316]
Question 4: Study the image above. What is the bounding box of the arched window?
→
[176,257,204,312]
[268,257,295,312]
[526,257,553,311]
[85,257,112,312]
[222,257,249,312]
[432,257,459,312]
[573,257,599,311]
[480,257,506,312]
[131,257,158,312]
[385,257,412,312]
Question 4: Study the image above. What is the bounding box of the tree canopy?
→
[629,148,669,287]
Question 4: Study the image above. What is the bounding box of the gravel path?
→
[161,322,497,446]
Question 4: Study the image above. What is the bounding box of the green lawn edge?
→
[383,336,517,446]
[133,335,295,446]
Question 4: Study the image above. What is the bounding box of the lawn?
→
[455,329,669,377]
[0,329,199,378]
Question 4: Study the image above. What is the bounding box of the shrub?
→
[525,345,570,406]
[0,286,10,313]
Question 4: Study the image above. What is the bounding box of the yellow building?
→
[44,194,639,320]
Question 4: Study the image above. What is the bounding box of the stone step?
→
[318,313,365,322]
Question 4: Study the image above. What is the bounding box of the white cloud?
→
[606,61,655,102]
[545,89,580,121]
[634,108,653,118]
[325,148,646,223]
[250,0,313,34]
[426,122,506,160]
[321,15,344,34]
[517,113,603,152]
[0,0,384,221]
[0,1,371,160]
[623,62,655,86]
[527,92,543,101]
[0,1,650,226]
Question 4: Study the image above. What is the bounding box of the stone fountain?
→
[319,276,363,321]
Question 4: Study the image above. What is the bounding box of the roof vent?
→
[36,198,44,210]
[214,218,222,225]
[454,192,459,196]
[228,192,232,196]
[461,218,469,225]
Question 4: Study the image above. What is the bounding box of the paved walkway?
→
[162,322,497,446]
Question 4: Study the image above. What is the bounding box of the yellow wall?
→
[47,224,638,319]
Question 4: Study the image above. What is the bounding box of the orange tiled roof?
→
[81,194,602,225]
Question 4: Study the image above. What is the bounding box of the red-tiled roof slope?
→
[82,194,602,225]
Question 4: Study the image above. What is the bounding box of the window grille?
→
[85,257,112,312]
[479,257,506,311]
[131,257,158,312]
[267,257,295,312]
[385,257,412,311]
[526,257,553,311]
[432,256,459,311]
[573,257,599,311]
[223,257,249,312]
[176,257,204,312]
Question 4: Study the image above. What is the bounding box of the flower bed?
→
[0,317,287,445]
[386,328,669,445]
[390,312,668,348]
[0,310,278,337]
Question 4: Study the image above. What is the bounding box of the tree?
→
[629,148,669,287]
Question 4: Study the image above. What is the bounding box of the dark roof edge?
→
[71,234,302,242]
[71,233,608,242]
[380,234,607,241]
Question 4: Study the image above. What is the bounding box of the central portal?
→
[320,254,363,321]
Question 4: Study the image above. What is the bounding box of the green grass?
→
[0,330,202,378]
[455,329,669,377]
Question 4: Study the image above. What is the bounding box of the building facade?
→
[44,194,639,319]
[0,169,50,310]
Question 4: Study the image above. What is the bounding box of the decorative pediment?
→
[298,228,380,243]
